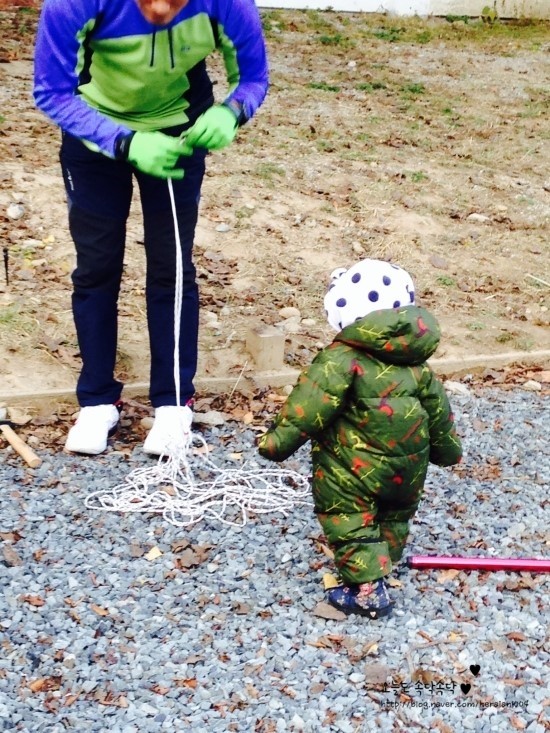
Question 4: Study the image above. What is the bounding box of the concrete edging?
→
[1,350,548,409]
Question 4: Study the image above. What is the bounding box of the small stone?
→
[467,213,491,223]
[276,317,301,334]
[6,406,32,425]
[193,410,226,426]
[279,306,301,319]
[215,223,231,233]
[429,254,449,269]
[202,310,219,324]
[335,721,355,733]
[290,714,306,731]
[6,203,25,220]
[444,381,470,396]
[140,703,158,716]
[521,380,541,392]
[63,655,76,669]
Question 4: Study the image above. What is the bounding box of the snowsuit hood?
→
[335,305,441,366]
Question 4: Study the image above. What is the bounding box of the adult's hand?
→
[182,105,238,154]
[127,131,185,179]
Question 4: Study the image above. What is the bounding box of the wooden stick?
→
[0,424,42,468]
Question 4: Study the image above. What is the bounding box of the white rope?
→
[168,176,183,409]
[85,178,311,527]
[85,431,311,527]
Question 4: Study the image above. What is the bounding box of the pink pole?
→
[407,555,550,573]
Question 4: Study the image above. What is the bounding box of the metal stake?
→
[3,247,8,285]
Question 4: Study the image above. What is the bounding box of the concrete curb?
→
[1,350,549,410]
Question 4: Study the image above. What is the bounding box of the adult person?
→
[33,0,269,455]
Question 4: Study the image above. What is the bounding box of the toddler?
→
[258,259,462,618]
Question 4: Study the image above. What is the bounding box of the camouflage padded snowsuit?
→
[258,306,462,584]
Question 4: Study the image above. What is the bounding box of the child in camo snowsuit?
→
[258,259,462,618]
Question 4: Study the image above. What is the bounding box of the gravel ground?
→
[0,386,549,733]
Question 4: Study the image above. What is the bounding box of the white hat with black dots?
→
[323,258,415,332]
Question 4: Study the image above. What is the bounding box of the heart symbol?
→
[470,665,480,676]
[461,683,471,694]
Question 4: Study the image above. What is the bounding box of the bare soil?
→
[1,8,549,411]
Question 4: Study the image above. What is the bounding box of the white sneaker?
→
[143,405,193,456]
[65,404,121,455]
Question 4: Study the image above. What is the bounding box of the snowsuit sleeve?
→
[258,345,353,462]
[418,368,462,466]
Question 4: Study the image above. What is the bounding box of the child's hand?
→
[256,427,271,449]
[256,426,275,456]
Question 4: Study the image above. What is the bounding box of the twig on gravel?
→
[412,639,465,650]
[229,359,248,398]
[405,650,415,679]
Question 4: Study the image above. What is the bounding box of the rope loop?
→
[85,431,312,527]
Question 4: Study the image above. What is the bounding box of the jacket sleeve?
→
[258,345,353,462]
[214,0,269,123]
[33,0,133,157]
[418,367,463,466]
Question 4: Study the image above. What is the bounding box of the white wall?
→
[257,0,550,18]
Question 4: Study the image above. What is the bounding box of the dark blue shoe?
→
[327,580,393,618]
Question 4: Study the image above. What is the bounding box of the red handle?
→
[407,555,550,573]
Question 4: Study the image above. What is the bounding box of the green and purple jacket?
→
[259,306,462,533]
[33,0,269,158]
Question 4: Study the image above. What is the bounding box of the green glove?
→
[127,131,185,179]
[182,105,238,153]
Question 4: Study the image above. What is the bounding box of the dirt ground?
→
[1,7,549,411]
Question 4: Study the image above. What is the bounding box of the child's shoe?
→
[327,579,393,618]
[65,403,121,455]
[143,405,193,456]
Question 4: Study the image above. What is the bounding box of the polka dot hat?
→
[323,258,415,331]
